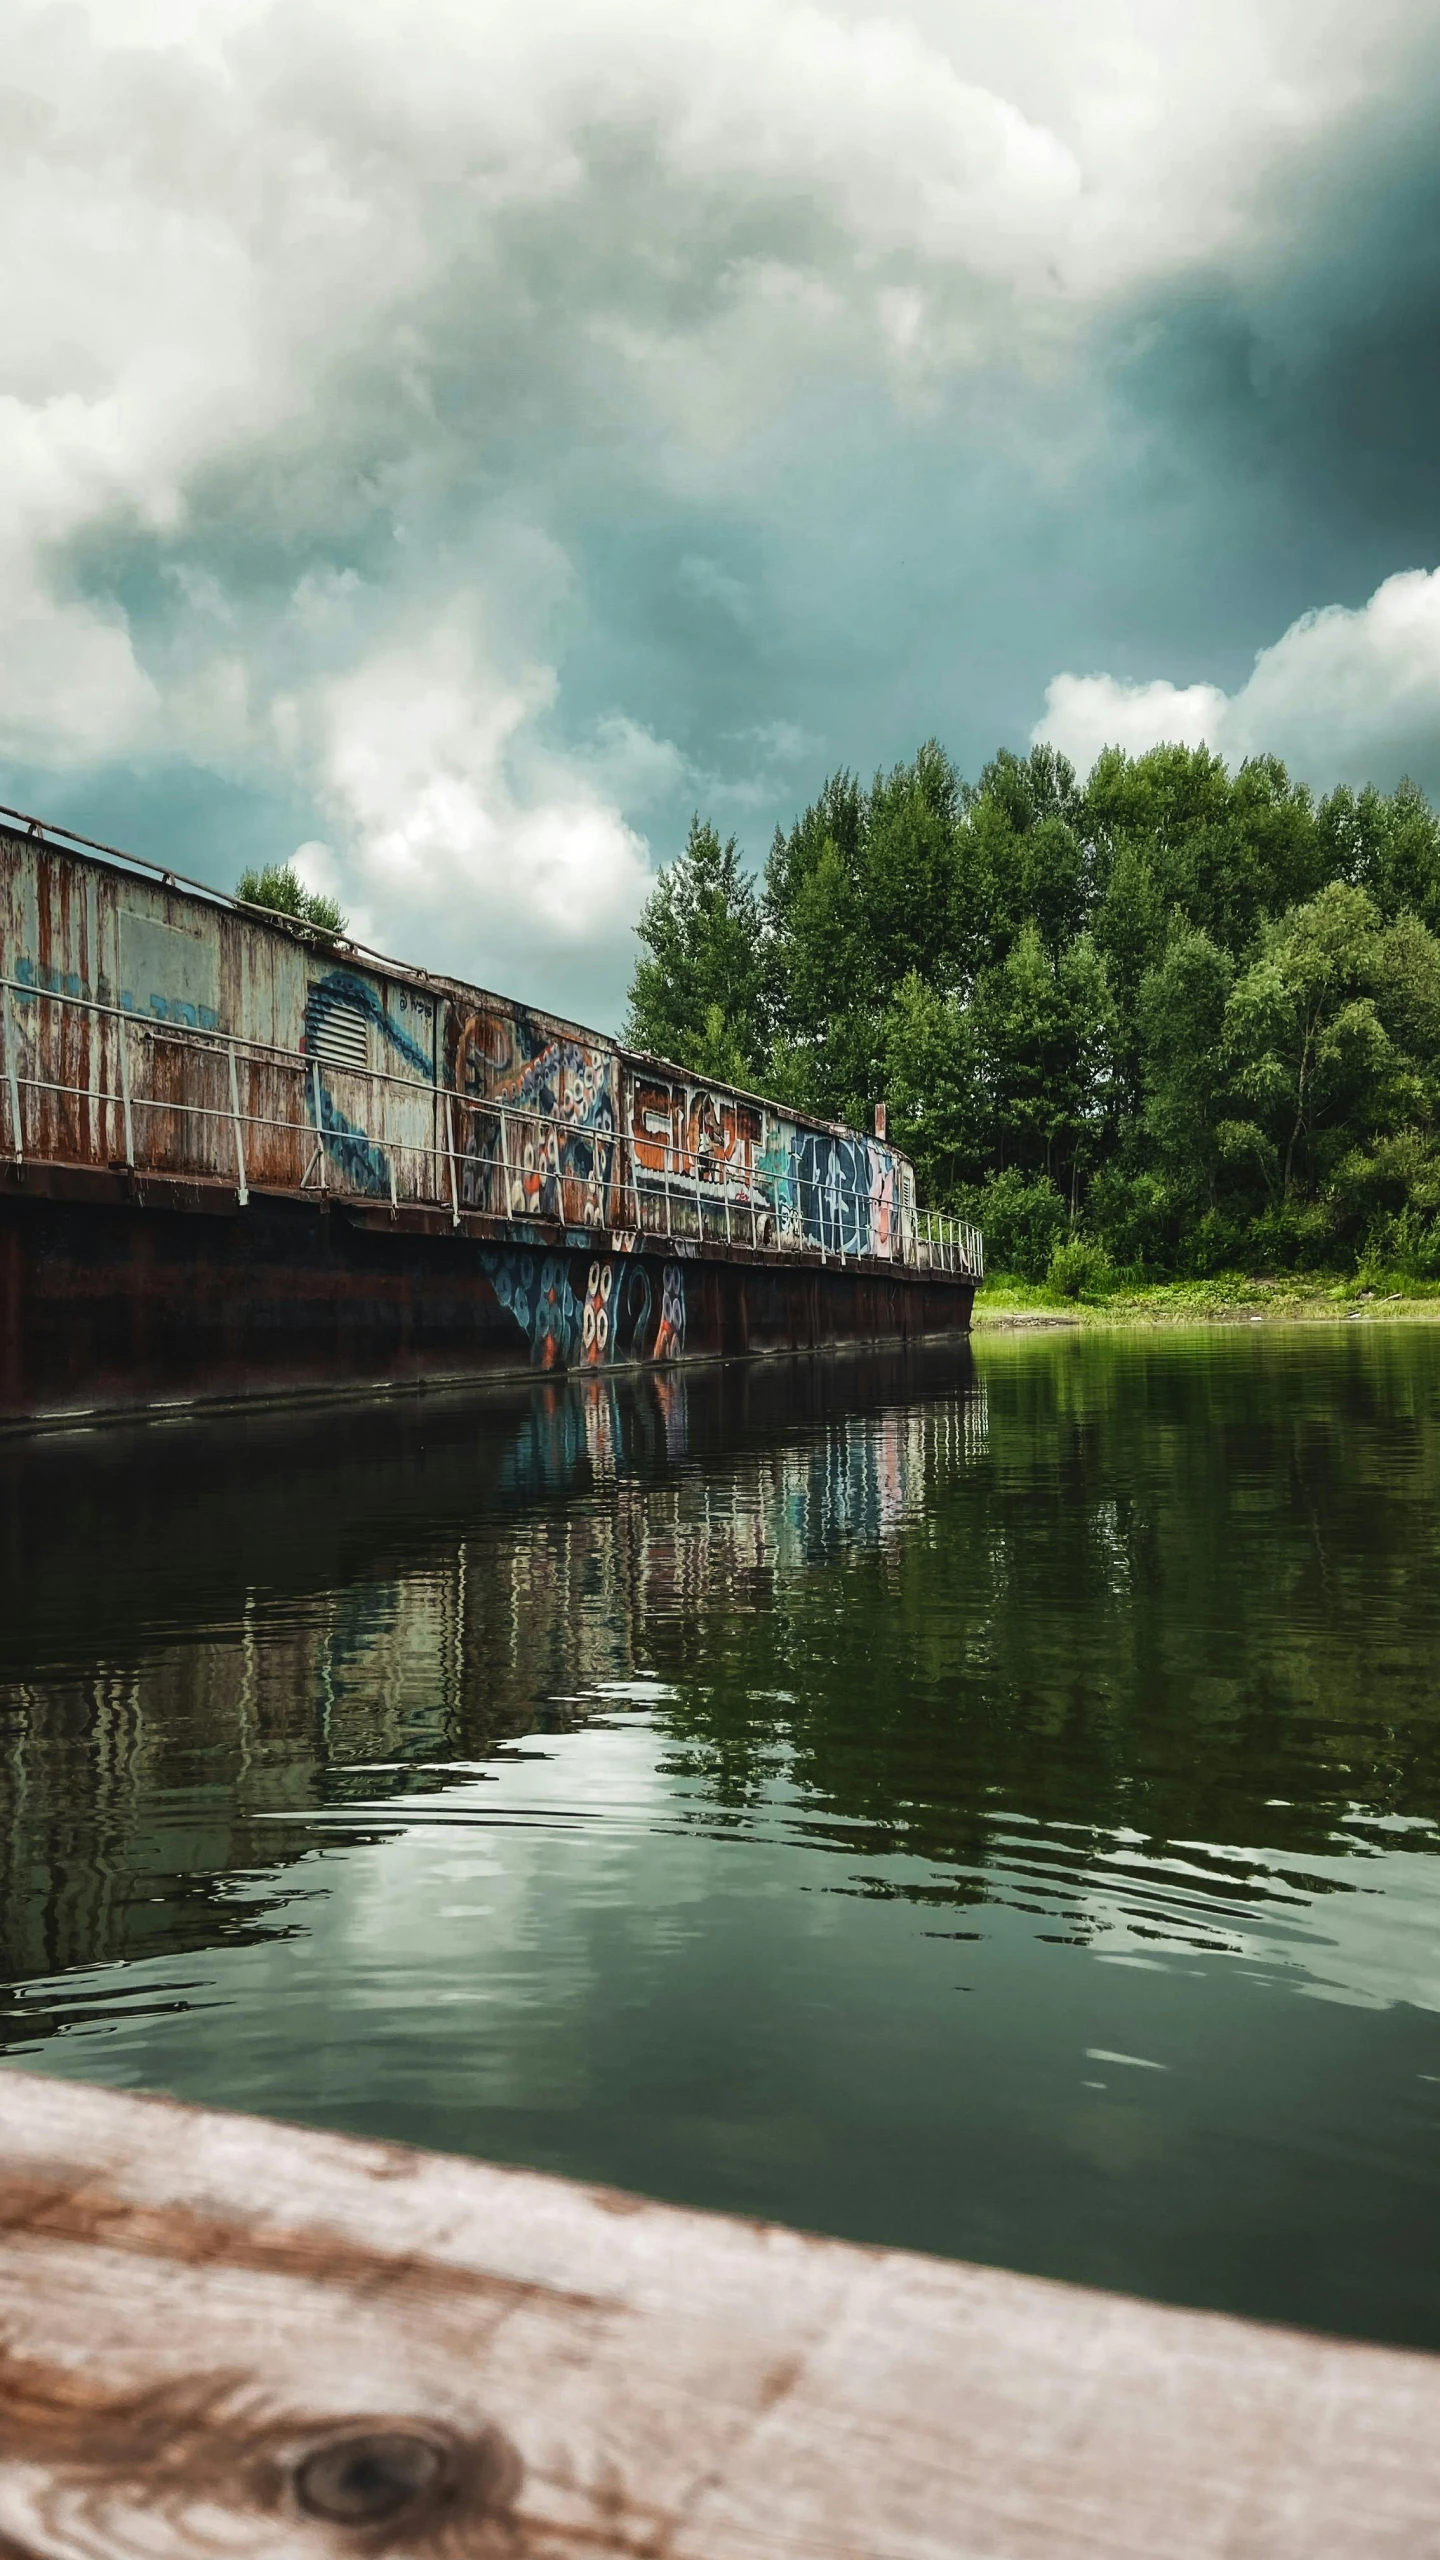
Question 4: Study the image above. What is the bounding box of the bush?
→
[1084,1164,1176,1272]
[1047,1234,1114,1299]
[1360,1206,1440,1281]
[236,862,346,935]
[1179,1208,1247,1278]
[974,1169,1069,1281]
[1244,1200,1340,1273]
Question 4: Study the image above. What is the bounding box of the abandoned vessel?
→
[0,808,980,1426]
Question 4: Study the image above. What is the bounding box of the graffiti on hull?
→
[302,970,435,1198]
[786,1130,893,1257]
[455,1005,618,1226]
[482,1249,684,1368]
[628,1076,771,1236]
[627,1068,903,1260]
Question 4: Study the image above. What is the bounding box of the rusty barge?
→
[0,810,980,1427]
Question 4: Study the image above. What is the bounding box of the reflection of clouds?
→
[811,1791,1440,2020]
[258,1717,1440,2046]
[1073,1822,1440,2015]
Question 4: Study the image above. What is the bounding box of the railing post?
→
[311,1058,327,1192]
[116,1018,134,1169]
[227,1042,248,1205]
[446,1095,461,1228]
[2,990,20,1165]
[498,1103,512,1217]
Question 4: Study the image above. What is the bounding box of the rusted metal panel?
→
[625,1066,772,1245]
[0,830,450,1212]
[620,1060,916,1263]
[0,1178,973,1424]
[0,825,966,1280]
[450,994,622,1229]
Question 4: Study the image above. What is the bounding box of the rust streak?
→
[0,2175,613,2322]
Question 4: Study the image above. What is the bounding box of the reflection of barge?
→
[0,810,980,1425]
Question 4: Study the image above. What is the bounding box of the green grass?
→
[972,1269,1440,1328]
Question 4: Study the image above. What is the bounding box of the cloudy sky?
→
[5,0,1440,1024]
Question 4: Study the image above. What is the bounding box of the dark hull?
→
[0,1164,974,1428]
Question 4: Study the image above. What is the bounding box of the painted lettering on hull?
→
[481,1250,679,1369]
[456,1007,618,1227]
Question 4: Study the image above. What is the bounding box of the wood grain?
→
[0,2066,1436,2557]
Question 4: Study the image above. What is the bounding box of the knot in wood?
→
[294,2427,451,2530]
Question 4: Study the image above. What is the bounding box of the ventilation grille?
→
[306,990,370,1073]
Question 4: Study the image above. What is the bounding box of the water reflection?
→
[3,1331,1440,2347]
[0,1354,976,1985]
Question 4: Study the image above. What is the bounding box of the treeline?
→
[624,743,1440,1282]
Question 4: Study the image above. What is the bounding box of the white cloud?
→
[0,572,160,768]
[303,606,654,990]
[1223,572,1440,775]
[3,0,1440,1013]
[1033,673,1229,773]
[1034,568,1440,793]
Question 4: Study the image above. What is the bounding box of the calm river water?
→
[3,1328,1440,2348]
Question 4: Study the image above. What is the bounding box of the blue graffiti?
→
[305,971,434,1077]
[11,954,224,1030]
[302,970,436,1197]
[481,1249,580,1369]
[481,1248,675,1369]
[788,1130,876,1255]
[457,1005,617,1220]
[313,1081,392,1195]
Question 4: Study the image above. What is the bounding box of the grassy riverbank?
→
[973,1271,1440,1328]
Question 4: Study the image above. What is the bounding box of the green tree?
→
[623,730,1440,1277]
[860,742,967,990]
[1219,884,1394,1207]
[976,924,1116,1210]
[881,972,983,1197]
[1092,842,1167,1119]
[236,862,345,934]
[1317,778,1440,932]
[1083,745,1323,957]
[959,746,1087,969]
[763,754,973,1124]
[625,819,766,1081]
[765,834,874,1120]
[1139,924,1235,1210]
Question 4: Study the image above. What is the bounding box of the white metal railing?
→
[916,1210,984,1278]
[0,976,981,1279]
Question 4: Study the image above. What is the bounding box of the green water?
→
[3,1329,1440,2348]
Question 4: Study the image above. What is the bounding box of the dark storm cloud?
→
[1109,77,1440,575]
[9,0,1440,1022]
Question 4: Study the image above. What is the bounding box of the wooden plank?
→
[0,2066,1437,2557]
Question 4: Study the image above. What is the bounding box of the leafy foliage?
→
[626,741,1440,1273]
[624,818,766,1084]
[236,862,345,935]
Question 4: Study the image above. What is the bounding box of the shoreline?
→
[972,1278,1440,1331]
